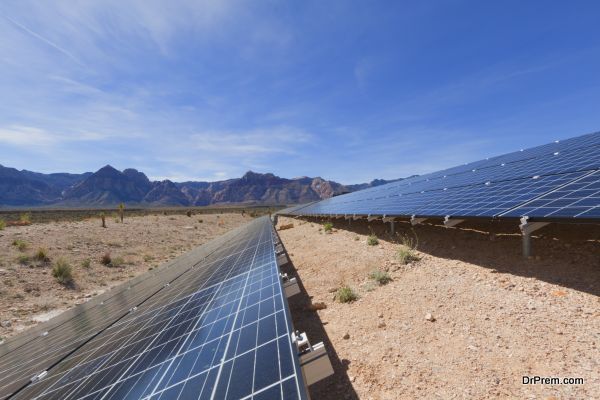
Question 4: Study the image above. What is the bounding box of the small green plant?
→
[34,247,50,263]
[323,222,333,232]
[337,285,358,303]
[367,234,379,246]
[17,255,30,265]
[101,252,112,266]
[19,213,31,225]
[12,239,28,251]
[369,270,392,285]
[0,219,5,230]
[397,247,420,264]
[52,258,73,285]
[81,258,91,269]
[111,256,125,268]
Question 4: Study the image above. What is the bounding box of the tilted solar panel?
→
[0,217,307,400]
[501,170,600,218]
[283,131,600,220]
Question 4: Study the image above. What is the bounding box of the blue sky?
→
[1,1,599,184]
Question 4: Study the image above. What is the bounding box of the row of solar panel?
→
[1,217,307,400]
[280,132,600,219]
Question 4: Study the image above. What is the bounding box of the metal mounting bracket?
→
[382,216,396,223]
[519,216,550,257]
[410,215,427,226]
[367,214,380,222]
[443,216,464,228]
[292,331,334,386]
[280,273,300,298]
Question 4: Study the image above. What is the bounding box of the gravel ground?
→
[0,212,247,340]
[276,216,599,400]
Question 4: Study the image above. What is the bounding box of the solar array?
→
[0,217,307,400]
[280,131,600,220]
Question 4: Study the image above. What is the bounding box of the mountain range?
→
[0,164,403,207]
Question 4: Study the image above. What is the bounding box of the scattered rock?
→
[327,287,338,293]
[1,320,11,328]
[306,302,327,311]
[425,313,435,322]
[278,223,294,231]
[378,321,386,328]
[343,333,350,340]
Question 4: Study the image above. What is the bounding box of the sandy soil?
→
[276,216,599,400]
[0,212,247,340]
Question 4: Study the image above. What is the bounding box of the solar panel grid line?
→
[496,169,598,218]
[0,226,254,399]
[99,230,263,400]
[500,169,600,218]
[172,220,264,400]
[22,234,253,396]
[67,237,253,400]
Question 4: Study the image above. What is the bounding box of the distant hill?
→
[0,164,405,207]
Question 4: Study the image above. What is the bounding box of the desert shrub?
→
[52,258,73,284]
[186,210,192,217]
[367,234,379,246]
[101,252,112,266]
[17,255,30,265]
[111,256,125,268]
[369,270,392,285]
[397,247,420,265]
[323,222,333,232]
[12,239,28,251]
[337,285,358,303]
[19,213,31,225]
[198,219,204,223]
[34,247,50,262]
[0,219,5,230]
[81,258,91,269]
[118,203,125,223]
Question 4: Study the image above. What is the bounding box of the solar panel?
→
[1,217,307,400]
[282,131,600,220]
[501,170,600,218]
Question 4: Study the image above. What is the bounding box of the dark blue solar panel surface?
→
[501,170,600,218]
[1,217,307,400]
[283,131,600,220]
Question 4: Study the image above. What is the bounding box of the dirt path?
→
[0,212,247,340]
[277,216,599,400]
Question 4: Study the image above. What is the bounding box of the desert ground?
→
[276,216,599,400]
[0,212,247,341]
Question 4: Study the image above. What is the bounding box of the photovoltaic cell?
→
[501,170,600,218]
[282,131,600,220]
[0,217,307,400]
